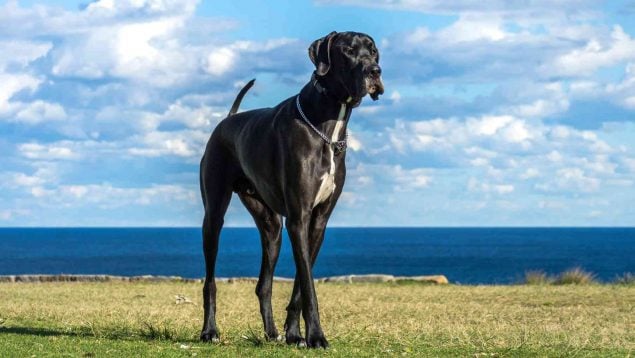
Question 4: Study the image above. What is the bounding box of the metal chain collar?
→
[295,95,348,155]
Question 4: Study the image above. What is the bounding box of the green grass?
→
[0,281,634,357]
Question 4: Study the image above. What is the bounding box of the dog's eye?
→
[370,48,377,56]
[343,46,355,55]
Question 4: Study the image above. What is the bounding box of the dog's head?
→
[309,31,384,103]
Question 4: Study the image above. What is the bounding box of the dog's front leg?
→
[284,201,335,346]
[286,213,329,349]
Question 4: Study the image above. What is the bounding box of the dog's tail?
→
[228,79,255,116]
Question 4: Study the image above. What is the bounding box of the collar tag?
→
[332,140,347,155]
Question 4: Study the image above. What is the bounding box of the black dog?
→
[199,31,383,348]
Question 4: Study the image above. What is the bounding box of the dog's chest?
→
[313,104,346,208]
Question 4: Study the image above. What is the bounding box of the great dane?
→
[199,31,384,348]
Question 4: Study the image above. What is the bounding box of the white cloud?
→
[393,166,431,190]
[0,209,30,221]
[1,0,634,226]
[0,40,67,124]
[128,129,208,158]
[468,115,513,136]
[51,16,192,86]
[205,47,237,76]
[467,177,514,194]
[84,0,199,15]
[0,73,41,116]
[520,168,539,180]
[0,40,52,70]
[347,164,432,193]
[12,172,47,187]
[389,114,536,155]
[536,167,601,193]
[15,100,67,123]
[347,131,363,151]
[548,26,635,76]
[29,183,197,208]
[315,0,594,15]
[202,38,297,77]
[436,14,507,43]
[138,100,225,131]
[19,142,79,160]
[538,200,566,210]
[504,83,570,119]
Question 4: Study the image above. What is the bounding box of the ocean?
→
[0,227,633,284]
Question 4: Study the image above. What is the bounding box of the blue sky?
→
[1,0,635,227]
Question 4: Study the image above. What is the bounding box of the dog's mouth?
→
[365,76,384,101]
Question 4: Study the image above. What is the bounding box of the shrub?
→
[523,270,553,285]
[553,267,597,285]
[613,273,635,285]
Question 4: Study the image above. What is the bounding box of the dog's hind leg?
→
[199,151,234,343]
[238,192,282,341]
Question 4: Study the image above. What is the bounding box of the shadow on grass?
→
[0,325,198,343]
[0,326,91,338]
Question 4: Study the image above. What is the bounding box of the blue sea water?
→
[0,227,633,284]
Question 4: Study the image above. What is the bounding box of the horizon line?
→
[1,226,634,229]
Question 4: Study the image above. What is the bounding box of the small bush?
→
[613,273,635,285]
[523,270,553,285]
[553,267,597,285]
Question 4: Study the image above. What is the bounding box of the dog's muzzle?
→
[365,65,384,101]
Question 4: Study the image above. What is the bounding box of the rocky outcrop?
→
[0,275,203,283]
[395,275,449,284]
[0,274,449,284]
[321,274,448,284]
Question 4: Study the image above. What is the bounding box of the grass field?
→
[0,281,633,357]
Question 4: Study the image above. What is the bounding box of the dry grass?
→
[553,267,598,285]
[523,270,553,285]
[614,273,635,285]
[0,281,634,356]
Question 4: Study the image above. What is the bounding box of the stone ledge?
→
[0,274,449,284]
[320,274,448,284]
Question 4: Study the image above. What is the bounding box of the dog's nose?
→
[368,65,382,78]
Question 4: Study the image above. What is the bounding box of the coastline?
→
[0,274,449,284]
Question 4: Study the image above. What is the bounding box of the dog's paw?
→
[200,330,220,343]
[285,331,304,346]
[306,332,329,349]
[264,329,281,342]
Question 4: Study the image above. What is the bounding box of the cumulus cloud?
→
[0,35,66,124]
[128,129,208,158]
[18,142,80,160]
[377,110,632,202]
[315,0,596,15]
[547,26,635,77]
[0,73,41,115]
[388,114,538,156]
[29,183,197,208]
[0,40,52,69]
[1,0,634,226]
[467,177,514,195]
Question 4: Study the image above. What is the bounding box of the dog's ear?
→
[308,31,337,76]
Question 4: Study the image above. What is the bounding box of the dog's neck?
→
[297,81,352,138]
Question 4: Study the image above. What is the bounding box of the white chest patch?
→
[313,104,346,208]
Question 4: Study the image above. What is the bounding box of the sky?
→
[1,0,635,227]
